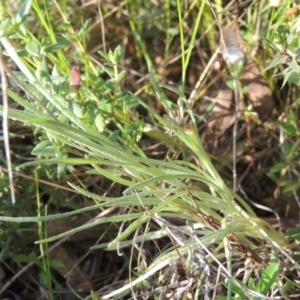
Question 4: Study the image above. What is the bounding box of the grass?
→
[0,0,300,299]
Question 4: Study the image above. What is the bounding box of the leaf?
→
[49,259,64,269]
[284,73,300,85]
[255,263,279,293]
[39,271,48,287]
[17,50,29,57]
[261,35,281,52]
[117,70,127,84]
[114,45,122,64]
[263,55,287,72]
[44,37,70,53]
[78,18,91,37]
[12,253,38,264]
[40,56,49,73]
[290,58,300,74]
[102,66,115,76]
[282,139,293,157]
[70,101,83,118]
[268,161,288,173]
[282,68,295,87]
[31,140,52,154]
[98,50,110,60]
[15,0,33,23]
[25,41,40,56]
[285,227,300,237]
[0,18,17,37]
[94,113,105,132]
[223,278,246,298]
[277,121,298,136]
[282,180,300,195]
[90,290,101,300]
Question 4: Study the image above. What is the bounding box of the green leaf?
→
[39,271,48,287]
[268,161,288,173]
[102,66,115,76]
[44,37,70,53]
[117,70,127,83]
[286,33,296,46]
[17,50,30,57]
[98,50,110,60]
[290,58,300,74]
[26,41,40,56]
[40,56,49,73]
[114,45,122,64]
[283,279,296,292]
[277,121,298,136]
[167,27,179,35]
[15,0,33,23]
[90,290,101,300]
[288,110,297,125]
[255,263,279,293]
[0,18,16,37]
[31,140,52,155]
[248,277,255,290]
[70,101,83,118]
[78,19,91,37]
[223,278,246,298]
[287,73,300,85]
[109,130,119,141]
[94,113,105,132]
[282,180,300,195]
[281,139,292,157]
[12,253,39,264]
[282,68,295,87]
[261,35,281,52]
[266,172,278,182]
[263,55,287,72]
[49,259,64,268]
[285,227,300,238]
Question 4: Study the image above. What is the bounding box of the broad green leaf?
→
[38,271,48,287]
[256,263,279,293]
[12,253,39,264]
[277,121,298,137]
[49,259,64,269]
[282,139,293,157]
[25,41,40,56]
[94,113,105,132]
[268,161,288,173]
[282,180,300,195]
[223,278,246,298]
